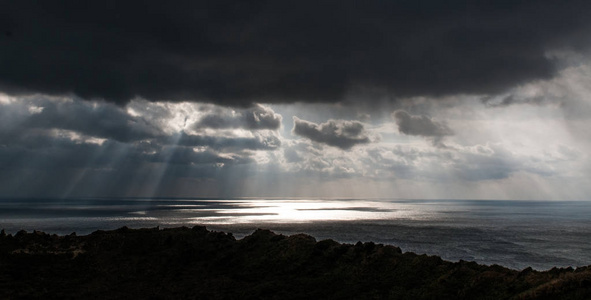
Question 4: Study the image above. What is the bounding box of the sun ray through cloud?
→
[3,4,591,294]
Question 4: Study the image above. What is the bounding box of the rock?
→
[0,226,589,299]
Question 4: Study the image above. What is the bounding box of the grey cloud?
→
[363,148,414,179]
[359,145,523,182]
[0,129,259,197]
[174,132,281,150]
[28,100,161,142]
[0,135,251,172]
[0,97,161,143]
[444,145,554,182]
[479,63,591,119]
[195,105,282,130]
[447,150,514,181]
[0,140,251,197]
[281,141,324,165]
[2,1,591,105]
[481,95,519,107]
[1,97,282,154]
[282,149,358,178]
[292,117,372,150]
[481,94,548,107]
[283,148,302,163]
[144,146,252,166]
[393,110,453,138]
[277,140,558,183]
[0,97,282,197]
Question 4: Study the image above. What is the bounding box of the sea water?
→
[1,198,590,271]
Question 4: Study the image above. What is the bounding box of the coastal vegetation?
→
[1,226,590,299]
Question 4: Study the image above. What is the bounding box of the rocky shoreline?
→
[1,226,590,299]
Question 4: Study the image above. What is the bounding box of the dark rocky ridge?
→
[0,226,590,299]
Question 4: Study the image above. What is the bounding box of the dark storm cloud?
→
[393,110,453,138]
[2,1,591,105]
[195,105,282,130]
[292,117,371,150]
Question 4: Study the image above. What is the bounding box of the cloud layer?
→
[2,1,591,200]
[0,96,286,196]
[292,117,372,150]
[0,92,588,199]
[2,1,591,105]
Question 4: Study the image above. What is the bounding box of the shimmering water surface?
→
[1,198,590,270]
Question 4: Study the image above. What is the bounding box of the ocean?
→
[1,198,590,271]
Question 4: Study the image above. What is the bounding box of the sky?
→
[1,1,591,200]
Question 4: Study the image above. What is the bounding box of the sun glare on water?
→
[192,199,408,224]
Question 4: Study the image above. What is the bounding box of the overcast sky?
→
[1,1,591,199]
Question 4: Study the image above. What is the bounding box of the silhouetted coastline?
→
[1,226,590,299]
